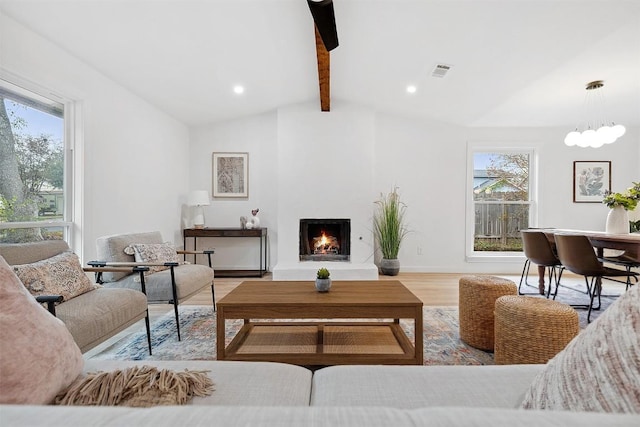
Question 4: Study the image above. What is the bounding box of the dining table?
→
[535,229,640,294]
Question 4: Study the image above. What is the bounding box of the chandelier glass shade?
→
[564,80,626,148]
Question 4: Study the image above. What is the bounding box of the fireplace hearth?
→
[299,218,350,261]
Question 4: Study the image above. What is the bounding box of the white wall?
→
[376,116,639,273]
[189,112,278,270]
[1,14,190,261]
[276,102,376,265]
[4,12,637,274]
[188,105,639,274]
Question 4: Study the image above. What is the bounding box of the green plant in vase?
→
[315,268,331,292]
[373,187,409,276]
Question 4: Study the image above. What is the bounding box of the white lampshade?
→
[188,190,210,206]
[564,131,580,146]
[565,80,625,149]
[611,123,626,138]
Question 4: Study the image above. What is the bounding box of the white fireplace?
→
[272,107,378,280]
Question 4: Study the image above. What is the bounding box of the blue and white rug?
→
[88,281,618,365]
[89,306,496,365]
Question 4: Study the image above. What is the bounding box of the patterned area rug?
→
[517,277,619,326]
[90,279,621,364]
[90,306,496,365]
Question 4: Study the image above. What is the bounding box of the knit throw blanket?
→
[55,366,214,407]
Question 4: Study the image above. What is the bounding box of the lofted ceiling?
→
[1,0,639,129]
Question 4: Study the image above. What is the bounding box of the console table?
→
[183,228,268,277]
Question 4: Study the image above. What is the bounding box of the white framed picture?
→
[212,152,248,198]
[573,160,611,203]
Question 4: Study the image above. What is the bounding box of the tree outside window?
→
[0,85,65,243]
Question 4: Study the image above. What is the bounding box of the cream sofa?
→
[1,252,639,426]
[2,360,638,426]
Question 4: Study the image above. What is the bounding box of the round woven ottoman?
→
[458,275,517,351]
[494,296,579,365]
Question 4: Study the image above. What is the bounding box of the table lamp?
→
[188,190,210,229]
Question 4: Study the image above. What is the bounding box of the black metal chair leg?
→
[518,259,530,294]
[135,267,152,355]
[144,310,152,355]
[586,276,604,324]
[550,267,564,299]
[173,301,181,341]
[211,283,216,312]
[594,278,602,310]
[518,259,542,295]
[206,252,216,312]
[169,265,181,341]
[545,266,557,299]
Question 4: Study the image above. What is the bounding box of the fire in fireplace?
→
[299,219,350,261]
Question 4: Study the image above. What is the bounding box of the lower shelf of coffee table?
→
[223,321,419,365]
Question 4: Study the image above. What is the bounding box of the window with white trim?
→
[0,79,75,244]
[467,146,536,257]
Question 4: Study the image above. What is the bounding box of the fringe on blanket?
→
[55,365,215,407]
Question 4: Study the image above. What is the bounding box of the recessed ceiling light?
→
[233,85,245,94]
[406,85,417,94]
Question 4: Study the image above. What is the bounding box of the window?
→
[466,146,536,258]
[0,79,75,244]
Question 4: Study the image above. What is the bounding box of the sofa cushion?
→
[102,263,212,302]
[13,251,99,302]
[521,284,640,413]
[311,364,544,409]
[132,243,179,274]
[83,360,313,407]
[0,256,83,404]
[0,240,70,265]
[56,287,148,353]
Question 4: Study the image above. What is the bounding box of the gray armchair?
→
[0,240,151,354]
[93,231,215,340]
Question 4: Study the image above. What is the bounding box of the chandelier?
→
[564,80,626,148]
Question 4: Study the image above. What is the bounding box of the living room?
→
[1,1,638,272]
[1,1,640,424]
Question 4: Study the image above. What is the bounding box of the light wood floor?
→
[85,271,601,358]
[151,270,602,318]
[171,273,460,307]
[150,272,504,317]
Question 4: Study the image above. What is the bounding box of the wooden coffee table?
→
[216,280,423,366]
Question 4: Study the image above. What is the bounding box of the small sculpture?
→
[240,216,247,229]
[249,208,260,229]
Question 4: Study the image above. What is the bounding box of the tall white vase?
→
[605,206,630,234]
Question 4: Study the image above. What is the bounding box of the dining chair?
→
[554,233,639,322]
[519,230,564,297]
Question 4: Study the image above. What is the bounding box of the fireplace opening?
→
[299,219,350,262]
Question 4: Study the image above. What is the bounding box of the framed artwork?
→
[573,161,611,203]
[212,152,248,198]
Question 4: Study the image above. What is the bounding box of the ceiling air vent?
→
[431,64,452,78]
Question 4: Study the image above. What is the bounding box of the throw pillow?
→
[13,251,99,302]
[133,243,179,273]
[0,255,84,404]
[521,283,640,413]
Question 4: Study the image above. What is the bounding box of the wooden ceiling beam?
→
[314,25,330,112]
